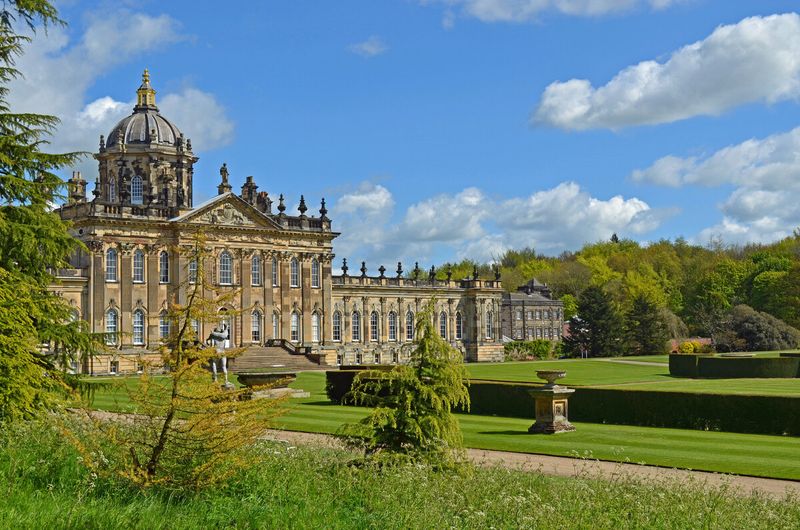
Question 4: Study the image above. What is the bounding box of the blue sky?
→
[12,1,800,268]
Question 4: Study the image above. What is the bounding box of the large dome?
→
[106,109,182,147]
[105,69,183,148]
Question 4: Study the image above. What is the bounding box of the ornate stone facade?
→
[53,72,503,374]
[500,279,565,342]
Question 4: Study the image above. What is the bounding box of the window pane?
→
[105,309,118,345]
[133,310,144,345]
[131,175,143,205]
[105,249,117,282]
[290,258,299,287]
[133,250,144,282]
[252,311,261,342]
[352,312,360,341]
[388,312,397,341]
[220,251,232,285]
[311,259,320,288]
[312,313,320,343]
[333,311,341,342]
[251,255,261,286]
[439,311,447,339]
[188,258,197,284]
[272,257,278,286]
[370,311,378,341]
[406,311,414,341]
[159,251,169,283]
[291,312,300,342]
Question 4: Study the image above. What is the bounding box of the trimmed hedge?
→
[327,370,800,435]
[467,380,800,436]
[669,354,800,378]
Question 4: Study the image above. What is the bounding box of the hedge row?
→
[326,370,800,436]
[669,354,800,378]
[325,366,393,403]
[467,380,800,436]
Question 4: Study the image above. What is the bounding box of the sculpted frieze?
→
[195,204,255,227]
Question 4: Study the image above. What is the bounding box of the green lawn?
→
[84,370,800,480]
[464,358,800,396]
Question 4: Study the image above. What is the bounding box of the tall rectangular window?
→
[312,313,320,343]
[272,312,279,339]
[290,258,299,287]
[251,255,262,286]
[188,258,197,284]
[370,311,379,342]
[272,257,278,286]
[388,312,397,342]
[406,311,414,341]
[133,250,144,283]
[105,249,118,282]
[159,251,169,284]
[332,312,341,342]
[311,259,320,288]
[219,251,232,285]
[290,312,300,343]
[132,310,144,345]
[251,311,262,342]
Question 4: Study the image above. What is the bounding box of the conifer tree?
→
[0,1,98,422]
[563,285,626,357]
[344,300,470,468]
[626,294,669,355]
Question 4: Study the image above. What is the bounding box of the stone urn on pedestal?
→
[528,370,576,434]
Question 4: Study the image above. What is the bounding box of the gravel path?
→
[261,429,800,500]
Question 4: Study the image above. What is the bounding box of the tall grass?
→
[1,419,798,529]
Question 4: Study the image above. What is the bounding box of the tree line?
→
[437,233,800,354]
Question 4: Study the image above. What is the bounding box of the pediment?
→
[172,194,278,229]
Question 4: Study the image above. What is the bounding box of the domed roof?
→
[105,69,183,148]
[106,109,182,148]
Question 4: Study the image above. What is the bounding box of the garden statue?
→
[208,324,233,388]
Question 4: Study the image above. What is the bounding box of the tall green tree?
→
[0,1,93,422]
[626,294,669,355]
[563,286,626,357]
[344,300,470,468]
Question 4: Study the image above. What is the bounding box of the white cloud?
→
[533,13,800,130]
[348,36,388,58]
[330,180,665,267]
[633,126,800,244]
[8,10,233,178]
[424,0,681,24]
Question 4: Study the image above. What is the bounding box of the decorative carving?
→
[196,204,254,226]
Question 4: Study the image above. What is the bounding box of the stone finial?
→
[378,265,386,278]
[298,195,308,217]
[446,266,453,282]
[413,262,420,280]
[396,261,403,278]
[277,194,286,215]
[473,265,479,280]
[494,265,501,281]
[341,258,349,276]
[186,138,193,151]
[429,265,436,282]
[360,261,367,278]
[320,197,328,219]
[218,163,232,194]
[99,135,105,150]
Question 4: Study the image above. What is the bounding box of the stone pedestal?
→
[528,370,576,434]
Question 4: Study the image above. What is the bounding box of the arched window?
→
[272,312,280,339]
[132,309,145,345]
[108,177,117,202]
[272,256,278,286]
[159,311,170,340]
[312,312,320,343]
[388,311,397,342]
[311,259,320,288]
[159,251,169,283]
[352,311,361,341]
[251,255,262,286]
[131,175,143,205]
[455,312,463,340]
[332,311,342,342]
[486,311,494,339]
[290,311,300,343]
[105,309,118,345]
[439,311,447,339]
[219,251,232,285]
[290,258,299,287]
[133,249,144,283]
[105,248,118,282]
[370,311,379,342]
[251,310,262,342]
[188,258,197,284]
[406,310,414,341]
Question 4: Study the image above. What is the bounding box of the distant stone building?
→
[500,279,564,342]
[52,71,504,374]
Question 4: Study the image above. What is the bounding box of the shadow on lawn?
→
[478,430,536,436]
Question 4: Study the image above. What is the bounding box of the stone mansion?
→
[54,72,514,374]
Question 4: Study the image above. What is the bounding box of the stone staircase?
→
[230,345,326,373]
